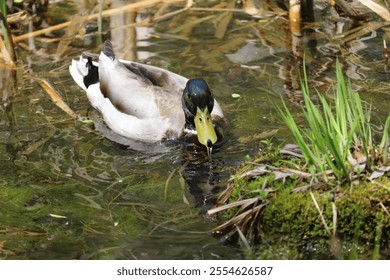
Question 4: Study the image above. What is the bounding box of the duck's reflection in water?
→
[179,142,228,213]
[87,109,227,212]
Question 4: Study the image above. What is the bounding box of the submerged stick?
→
[164,167,177,200]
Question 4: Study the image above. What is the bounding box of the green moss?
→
[213,143,390,259]
[262,185,390,241]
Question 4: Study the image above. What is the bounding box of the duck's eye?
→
[199,117,202,122]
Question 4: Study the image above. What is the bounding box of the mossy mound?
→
[263,182,389,240]
[210,145,390,259]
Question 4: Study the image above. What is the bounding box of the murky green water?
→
[1,0,389,259]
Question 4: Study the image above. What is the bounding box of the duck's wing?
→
[211,99,224,120]
[115,58,225,121]
[99,96,176,142]
[99,41,188,119]
[88,109,174,154]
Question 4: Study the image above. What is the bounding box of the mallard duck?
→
[69,40,225,156]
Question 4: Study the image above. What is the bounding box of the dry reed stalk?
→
[379,202,390,216]
[0,62,17,69]
[332,202,337,236]
[0,35,14,64]
[0,12,16,62]
[6,11,28,24]
[55,14,89,59]
[357,0,390,21]
[236,225,251,251]
[13,0,187,43]
[289,0,301,35]
[208,197,259,215]
[212,203,265,236]
[310,192,332,236]
[334,0,361,18]
[214,0,235,39]
[33,77,78,119]
[242,0,260,15]
[340,22,388,44]
[110,1,194,34]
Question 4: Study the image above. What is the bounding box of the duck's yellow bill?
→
[194,106,217,149]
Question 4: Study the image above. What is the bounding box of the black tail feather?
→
[83,57,99,88]
[103,40,115,60]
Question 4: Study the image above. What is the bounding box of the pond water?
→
[1,0,389,259]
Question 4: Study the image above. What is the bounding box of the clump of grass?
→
[277,60,390,182]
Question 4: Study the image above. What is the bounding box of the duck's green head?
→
[182,79,218,153]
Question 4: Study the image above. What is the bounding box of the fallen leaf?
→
[369,166,390,180]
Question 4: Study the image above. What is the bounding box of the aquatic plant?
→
[277,60,390,182]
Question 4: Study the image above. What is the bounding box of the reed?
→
[277,60,390,182]
[0,0,15,62]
